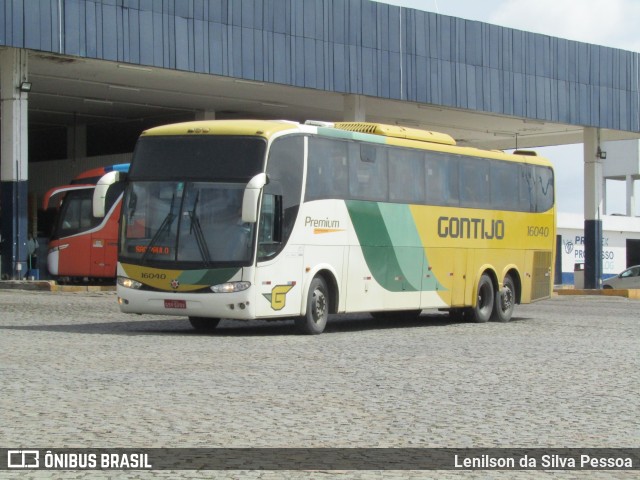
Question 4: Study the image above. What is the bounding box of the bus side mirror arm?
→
[242,173,269,223]
[93,171,123,218]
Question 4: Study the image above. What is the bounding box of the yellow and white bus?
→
[117,120,555,334]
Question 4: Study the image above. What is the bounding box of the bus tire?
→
[471,274,494,323]
[188,317,221,331]
[295,276,329,334]
[491,275,515,322]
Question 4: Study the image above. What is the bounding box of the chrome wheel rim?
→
[501,286,514,312]
[312,289,327,324]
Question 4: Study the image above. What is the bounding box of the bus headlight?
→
[210,281,251,293]
[118,276,143,289]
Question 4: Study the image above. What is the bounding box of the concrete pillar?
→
[343,95,366,122]
[583,127,603,289]
[627,175,636,217]
[195,110,216,121]
[67,123,87,160]
[1,48,29,279]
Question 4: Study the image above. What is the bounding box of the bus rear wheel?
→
[491,275,515,322]
[471,274,494,323]
[295,277,329,335]
[188,317,221,331]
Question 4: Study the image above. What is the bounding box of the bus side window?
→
[460,157,490,209]
[534,166,554,212]
[349,143,387,201]
[306,137,348,201]
[425,153,459,206]
[389,149,424,204]
[490,161,520,211]
[80,198,94,229]
[258,194,282,260]
[520,165,535,212]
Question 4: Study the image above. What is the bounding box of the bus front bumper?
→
[117,286,256,320]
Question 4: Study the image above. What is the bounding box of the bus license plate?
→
[164,299,186,309]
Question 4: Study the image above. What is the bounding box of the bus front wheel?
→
[295,277,329,335]
[491,275,515,322]
[189,317,221,331]
[471,274,494,323]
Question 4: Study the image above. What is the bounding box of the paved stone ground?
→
[1,290,637,479]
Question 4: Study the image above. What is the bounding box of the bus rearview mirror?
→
[242,173,268,223]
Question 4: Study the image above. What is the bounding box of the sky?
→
[374,0,640,215]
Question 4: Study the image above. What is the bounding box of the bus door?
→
[89,196,123,278]
[254,194,304,317]
[89,230,107,277]
[254,135,305,318]
[45,185,95,277]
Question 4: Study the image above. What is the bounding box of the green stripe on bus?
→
[346,201,444,292]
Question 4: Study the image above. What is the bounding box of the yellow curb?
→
[0,281,115,292]
[555,288,640,299]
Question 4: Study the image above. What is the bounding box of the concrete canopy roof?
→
[26,50,640,151]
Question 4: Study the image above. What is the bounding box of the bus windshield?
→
[121,181,255,266]
[52,189,100,239]
[128,135,266,182]
[120,135,267,267]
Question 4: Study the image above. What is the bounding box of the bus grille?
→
[531,251,552,300]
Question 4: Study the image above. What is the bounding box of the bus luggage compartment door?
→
[90,233,107,277]
[451,250,467,307]
[422,248,467,308]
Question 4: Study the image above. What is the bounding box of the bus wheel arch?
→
[300,267,339,315]
[295,267,339,335]
[318,269,339,315]
[503,267,522,305]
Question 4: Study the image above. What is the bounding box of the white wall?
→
[558,213,640,282]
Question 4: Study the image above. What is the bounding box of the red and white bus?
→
[43,164,129,281]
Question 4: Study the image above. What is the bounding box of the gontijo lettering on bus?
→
[437,216,505,240]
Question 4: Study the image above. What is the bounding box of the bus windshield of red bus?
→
[52,189,101,239]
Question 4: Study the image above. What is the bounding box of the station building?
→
[1,0,639,284]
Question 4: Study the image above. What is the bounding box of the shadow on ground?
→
[0,312,530,337]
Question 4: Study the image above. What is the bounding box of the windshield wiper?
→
[188,191,212,265]
[141,193,176,264]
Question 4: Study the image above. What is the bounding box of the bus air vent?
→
[334,122,456,146]
[514,150,538,156]
[531,251,553,301]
